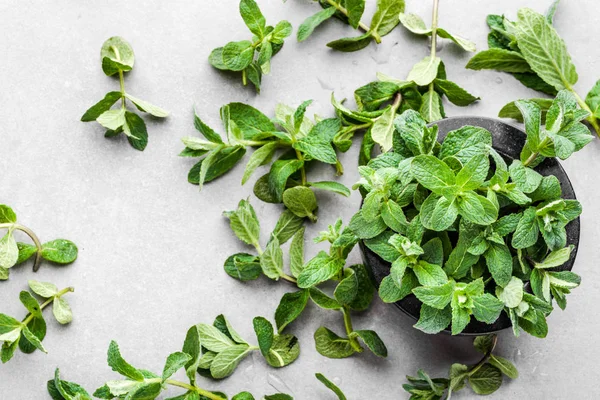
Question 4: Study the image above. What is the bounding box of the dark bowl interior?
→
[359,116,580,336]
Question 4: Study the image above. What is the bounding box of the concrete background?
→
[1,0,599,398]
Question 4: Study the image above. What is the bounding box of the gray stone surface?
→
[1,0,599,398]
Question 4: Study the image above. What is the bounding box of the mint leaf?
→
[466,48,531,73]
[274,290,309,333]
[412,281,454,309]
[107,341,144,381]
[353,330,387,357]
[297,7,336,42]
[414,304,452,334]
[210,344,252,379]
[260,237,284,280]
[224,253,261,281]
[407,56,442,86]
[315,373,347,400]
[41,240,78,264]
[468,363,502,395]
[297,251,345,288]
[283,187,318,221]
[314,327,355,359]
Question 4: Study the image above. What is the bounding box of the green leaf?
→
[275,290,309,333]
[242,142,277,185]
[107,340,144,381]
[407,56,442,86]
[123,111,148,151]
[515,8,578,90]
[252,316,274,357]
[268,159,305,203]
[498,99,553,122]
[420,194,459,232]
[0,232,19,269]
[399,13,430,35]
[484,242,513,287]
[472,293,504,324]
[232,393,255,400]
[456,154,489,191]
[18,243,38,265]
[0,205,16,224]
[294,118,340,164]
[353,330,387,357]
[222,40,254,71]
[223,199,260,247]
[439,126,492,164]
[468,363,502,395]
[188,146,246,186]
[240,0,266,37]
[334,269,358,305]
[182,325,202,385]
[355,81,401,111]
[451,303,471,335]
[437,28,476,52]
[41,240,78,264]
[489,355,519,379]
[81,92,122,121]
[308,181,351,197]
[314,327,355,359]
[496,277,524,308]
[466,48,531,72]
[297,251,345,288]
[370,106,396,152]
[327,33,372,52]
[193,113,223,144]
[420,88,443,123]
[315,373,347,400]
[224,253,262,281]
[100,37,135,76]
[0,267,7,281]
[162,352,192,381]
[198,324,235,353]
[512,207,539,249]
[271,210,304,245]
[509,160,542,193]
[347,264,375,311]
[412,281,454,309]
[19,291,42,321]
[458,192,498,226]
[260,237,284,280]
[411,155,455,192]
[434,79,479,106]
[96,108,126,131]
[210,344,252,379]
[264,334,300,367]
[28,280,58,298]
[414,304,452,334]
[283,187,318,221]
[124,93,169,118]
[535,245,572,269]
[309,287,342,310]
[370,0,405,36]
[53,296,73,324]
[289,228,305,278]
[413,261,448,286]
[345,0,366,29]
[297,7,336,42]
[49,369,92,400]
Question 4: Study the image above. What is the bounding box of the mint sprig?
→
[0,280,74,363]
[224,200,386,359]
[209,0,292,92]
[81,37,168,151]
[0,204,77,280]
[466,2,600,137]
[296,0,405,52]
[404,335,518,399]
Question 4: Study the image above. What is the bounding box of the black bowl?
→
[359,116,580,336]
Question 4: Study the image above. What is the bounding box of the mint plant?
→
[332,0,478,163]
[296,0,405,52]
[180,102,351,219]
[0,204,77,281]
[224,200,387,359]
[466,3,600,137]
[47,314,298,400]
[209,0,292,92]
[404,335,518,398]
[81,36,169,151]
[355,91,589,336]
[0,280,74,363]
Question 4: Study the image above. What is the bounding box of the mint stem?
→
[164,379,226,400]
[430,0,440,58]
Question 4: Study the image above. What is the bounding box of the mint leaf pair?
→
[297,0,405,52]
[0,204,77,281]
[467,4,600,136]
[0,281,74,363]
[81,37,168,151]
[404,335,518,398]
[209,0,292,92]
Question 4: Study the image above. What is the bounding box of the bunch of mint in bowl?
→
[351,90,591,336]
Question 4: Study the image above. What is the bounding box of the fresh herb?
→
[466,2,600,136]
[209,0,292,92]
[81,37,169,151]
[296,0,405,52]
[404,334,518,399]
[332,0,477,163]
[0,280,74,363]
[355,92,588,336]
[181,102,350,219]
[316,373,347,399]
[224,200,386,359]
[47,314,298,400]
[0,204,77,281]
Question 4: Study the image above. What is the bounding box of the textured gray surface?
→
[1,0,599,399]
